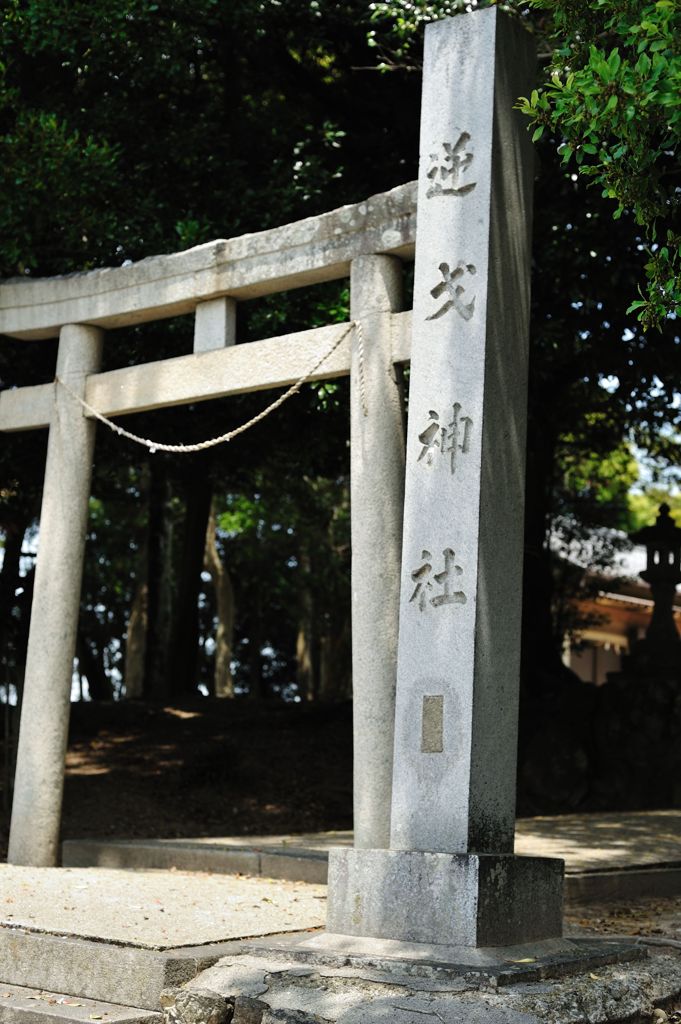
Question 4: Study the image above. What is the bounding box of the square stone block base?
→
[326,847,564,947]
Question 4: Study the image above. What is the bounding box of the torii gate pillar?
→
[9,325,102,866]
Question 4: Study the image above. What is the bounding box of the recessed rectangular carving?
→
[421,694,444,753]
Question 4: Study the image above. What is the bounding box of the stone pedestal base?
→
[326,848,564,947]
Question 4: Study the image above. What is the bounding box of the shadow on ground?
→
[0,698,353,860]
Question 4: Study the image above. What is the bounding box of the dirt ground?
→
[566,896,681,944]
[0,698,353,861]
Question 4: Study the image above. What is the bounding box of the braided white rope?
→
[55,321,358,454]
[354,319,369,418]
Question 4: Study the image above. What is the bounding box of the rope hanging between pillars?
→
[55,319,365,454]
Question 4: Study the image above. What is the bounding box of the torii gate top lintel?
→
[0,181,417,342]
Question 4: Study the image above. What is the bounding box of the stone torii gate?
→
[2,190,413,868]
[2,10,565,950]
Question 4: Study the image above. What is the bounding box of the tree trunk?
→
[318,612,352,702]
[203,500,235,698]
[168,469,213,698]
[121,465,149,700]
[296,620,316,702]
[295,546,317,701]
[124,581,148,699]
[144,464,176,701]
[0,517,27,658]
[76,633,112,700]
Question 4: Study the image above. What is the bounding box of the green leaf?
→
[636,52,652,75]
[607,49,621,74]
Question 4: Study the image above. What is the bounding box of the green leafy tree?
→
[550,439,639,648]
[628,486,681,532]
[520,0,680,330]
[369,0,680,330]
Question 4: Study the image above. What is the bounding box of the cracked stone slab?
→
[231,931,645,986]
[180,941,681,1023]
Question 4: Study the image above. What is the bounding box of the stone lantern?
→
[630,503,681,672]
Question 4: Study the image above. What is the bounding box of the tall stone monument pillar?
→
[327,8,564,947]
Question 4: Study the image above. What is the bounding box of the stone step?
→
[62,837,681,904]
[62,839,329,885]
[0,983,160,1024]
[0,928,235,1011]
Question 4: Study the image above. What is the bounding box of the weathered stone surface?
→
[61,839,262,877]
[178,940,681,1024]
[185,959,278,1001]
[261,1011,326,1024]
[336,998,537,1024]
[349,254,405,850]
[86,322,353,419]
[0,313,412,434]
[193,297,236,354]
[0,382,55,433]
[0,866,326,948]
[516,954,681,1024]
[8,324,103,867]
[0,926,226,1010]
[160,988,233,1024]
[0,183,417,340]
[326,8,561,951]
[389,4,535,860]
[240,930,644,986]
[231,997,270,1024]
[0,981,161,1024]
[326,848,563,946]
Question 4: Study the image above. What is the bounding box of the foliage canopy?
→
[521,0,681,331]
